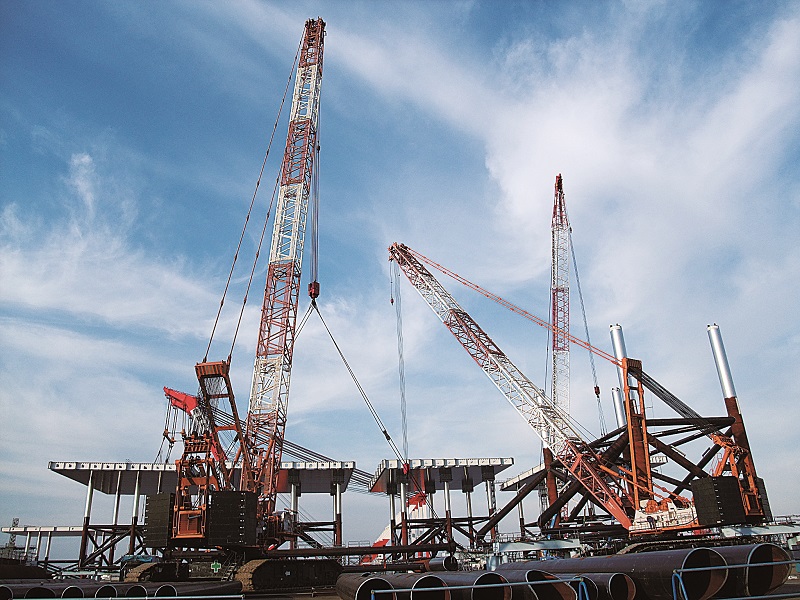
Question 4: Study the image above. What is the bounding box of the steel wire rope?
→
[201,32,304,363]
[307,300,450,554]
[389,271,443,521]
[407,249,604,442]
[309,107,321,291]
[391,261,410,463]
[311,303,405,462]
[568,228,607,436]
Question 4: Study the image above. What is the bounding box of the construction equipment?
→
[166,361,254,545]
[544,174,571,518]
[392,242,769,536]
[388,242,777,537]
[244,16,325,546]
[152,17,326,554]
[389,243,650,530]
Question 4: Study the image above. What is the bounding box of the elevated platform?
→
[369,457,513,493]
[48,460,356,495]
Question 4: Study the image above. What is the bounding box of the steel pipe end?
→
[412,575,450,600]
[521,571,576,600]
[679,548,727,600]
[336,574,396,600]
[123,584,147,598]
[153,585,176,597]
[715,542,793,597]
[570,572,635,600]
[60,586,84,598]
[472,572,511,600]
[748,542,792,595]
[94,585,118,598]
[604,573,635,600]
[0,586,11,600]
[428,556,459,572]
[25,587,57,598]
[436,571,511,600]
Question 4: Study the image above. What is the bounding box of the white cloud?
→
[67,153,97,217]
[1,153,219,339]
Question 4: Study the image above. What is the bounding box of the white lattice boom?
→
[245,18,325,518]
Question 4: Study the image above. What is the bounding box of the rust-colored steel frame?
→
[621,358,654,508]
[166,359,253,545]
[173,435,223,542]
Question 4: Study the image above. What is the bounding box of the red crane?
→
[244,18,325,544]
[388,243,639,528]
[551,174,570,426]
[160,18,325,550]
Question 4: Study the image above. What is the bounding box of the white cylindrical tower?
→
[611,386,626,428]
[707,323,737,399]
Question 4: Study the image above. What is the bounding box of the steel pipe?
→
[25,586,57,598]
[435,572,511,600]
[0,584,56,599]
[427,556,459,572]
[496,569,574,600]
[152,584,177,597]
[153,581,243,596]
[707,324,736,399]
[380,573,450,600]
[122,584,147,598]
[501,547,727,600]
[94,585,117,598]
[714,543,792,597]
[60,586,84,598]
[337,573,396,600]
[549,575,597,600]
[2,582,85,598]
[550,573,634,600]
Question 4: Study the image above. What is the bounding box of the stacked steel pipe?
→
[337,574,397,600]
[427,557,459,572]
[535,572,635,600]
[0,580,243,598]
[498,569,575,600]
[381,573,451,600]
[498,548,727,600]
[433,572,510,600]
[714,543,792,597]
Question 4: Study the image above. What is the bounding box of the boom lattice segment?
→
[245,18,325,527]
[389,243,635,527]
[551,174,570,418]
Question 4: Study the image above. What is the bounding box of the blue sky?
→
[2,1,799,547]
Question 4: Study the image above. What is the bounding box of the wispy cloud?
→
[1,151,219,338]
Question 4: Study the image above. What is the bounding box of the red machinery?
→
[159,18,326,552]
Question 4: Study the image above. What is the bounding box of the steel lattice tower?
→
[551,174,570,422]
[245,18,325,521]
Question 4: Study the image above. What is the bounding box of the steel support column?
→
[128,471,140,556]
[79,470,94,567]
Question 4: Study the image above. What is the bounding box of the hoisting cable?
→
[308,112,321,300]
[388,271,442,520]
[202,31,305,362]
[391,261,410,463]
[311,303,405,463]
[568,228,607,436]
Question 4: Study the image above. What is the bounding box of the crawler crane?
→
[389,242,768,538]
[144,18,326,560]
